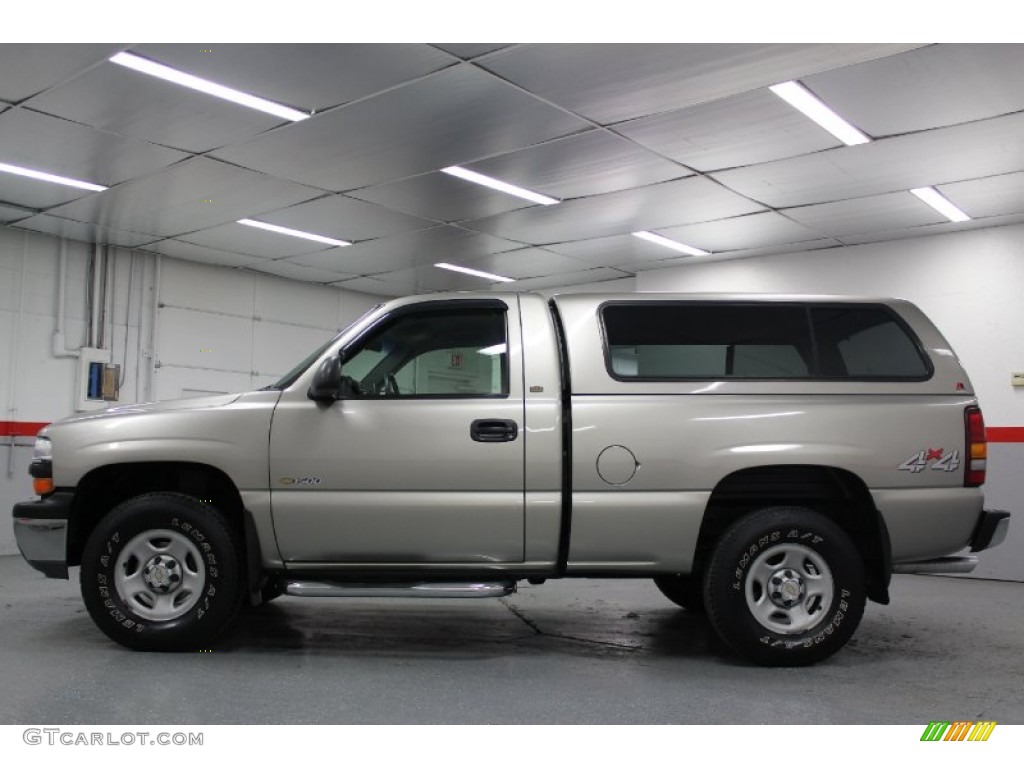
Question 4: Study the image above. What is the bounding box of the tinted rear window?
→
[602,302,931,381]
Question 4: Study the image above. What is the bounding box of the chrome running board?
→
[892,555,978,575]
[285,581,516,598]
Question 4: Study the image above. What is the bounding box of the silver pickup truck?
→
[13,292,1010,666]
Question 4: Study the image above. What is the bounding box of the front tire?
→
[80,492,244,651]
[704,507,865,666]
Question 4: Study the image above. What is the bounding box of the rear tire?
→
[80,492,244,651]
[704,506,865,666]
[653,573,705,613]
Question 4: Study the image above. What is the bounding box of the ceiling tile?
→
[0,202,37,224]
[480,44,923,124]
[782,192,947,238]
[143,239,269,269]
[636,238,841,271]
[940,172,1024,218]
[0,44,125,103]
[178,222,338,259]
[45,157,322,238]
[135,44,457,113]
[837,213,1024,246]
[351,265,493,293]
[210,64,590,192]
[614,90,840,172]
[656,211,824,251]
[0,169,98,210]
[466,130,690,199]
[465,176,765,244]
[12,214,159,247]
[503,267,634,291]
[24,59,288,153]
[255,195,434,242]
[330,276,403,297]
[459,247,588,279]
[290,225,524,275]
[348,171,534,223]
[432,44,513,59]
[806,44,1024,137]
[0,108,188,186]
[247,259,357,284]
[712,111,1024,208]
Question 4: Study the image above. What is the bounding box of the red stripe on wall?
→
[0,421,51,438]
[4,420,1024,442]
[987,427,1024,443]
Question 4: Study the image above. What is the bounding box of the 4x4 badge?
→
[899,448,961,473]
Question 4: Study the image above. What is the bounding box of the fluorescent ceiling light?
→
[769,81,870,146]
[910,187,971,223]
[441,166,559,206]
[238,218,351,247]
[632,231,709,256]
[0,161,107,192]
[435,262,515,283]
[478,344,507,356]
[110,52,309,122]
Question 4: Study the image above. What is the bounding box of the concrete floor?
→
[1,554,1022,724]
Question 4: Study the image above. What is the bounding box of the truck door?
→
[268,298,525,564]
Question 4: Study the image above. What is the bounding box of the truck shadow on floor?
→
[217,600,732,662]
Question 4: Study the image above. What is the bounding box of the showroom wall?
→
[0,224,379,555]
[637,222,1024,581]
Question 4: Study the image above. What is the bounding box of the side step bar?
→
[285,581,516,599]
[892,556,978,575]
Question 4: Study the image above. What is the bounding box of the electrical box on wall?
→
[76,348,117,411]
[1012,373,1024,388]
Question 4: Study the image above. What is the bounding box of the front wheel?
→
[704,507,865,667]
[80,492,244,651]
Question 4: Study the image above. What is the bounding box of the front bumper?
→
[12,491,74,579]
[893,508,1010,575]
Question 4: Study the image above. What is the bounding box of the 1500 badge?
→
[898,448,961,473]
[279,477,322,486]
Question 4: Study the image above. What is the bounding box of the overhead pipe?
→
[89,241,103,349]
[52,238,81,359]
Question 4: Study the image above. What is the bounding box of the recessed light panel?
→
[238,218,350,247]
[632,231,709,256]
[110,52,309,122]
[435,262,515,283]
[910,187,971,223]
[441,166,560,206]
[0,161,107,191]
[770,81,870,147]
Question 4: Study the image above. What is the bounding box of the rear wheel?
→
[80,492,244,651]
[704,506,865,666]
[653,573,705,612]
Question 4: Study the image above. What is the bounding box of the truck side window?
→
[342,307,508,397]
[603,303,812,380]
[811,306,931,379]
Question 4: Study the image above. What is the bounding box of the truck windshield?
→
[262,304,383,390]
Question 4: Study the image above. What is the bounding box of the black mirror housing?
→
[307,356,343,402]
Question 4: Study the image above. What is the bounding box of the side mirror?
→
[307,356,342,402]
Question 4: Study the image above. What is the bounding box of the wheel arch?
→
[67,462,247,568]
[696,464,891,604]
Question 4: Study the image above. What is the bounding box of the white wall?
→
[636,222,1024,580]
[0,224,379,555]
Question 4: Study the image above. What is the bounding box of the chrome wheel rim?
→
[114,529,205,621]
[745,543,833,635]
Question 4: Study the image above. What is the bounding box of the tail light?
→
[964,406,986,487]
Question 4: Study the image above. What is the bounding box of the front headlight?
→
[30,437,54,495]
[32,437,53,462]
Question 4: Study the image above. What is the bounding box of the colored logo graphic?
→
[920,721,997,741]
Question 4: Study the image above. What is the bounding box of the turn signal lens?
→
[33,477,55,495]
